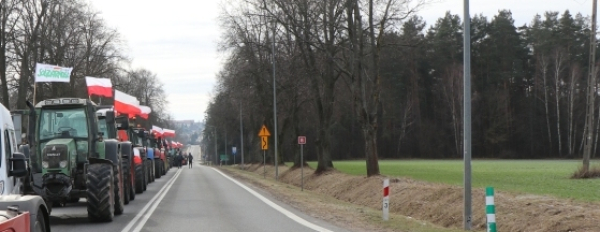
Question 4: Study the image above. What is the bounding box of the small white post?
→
[383,178,390,221]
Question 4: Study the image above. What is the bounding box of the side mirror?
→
[10,152,28,178]
[106,110,116,125]
[117,120,129,130]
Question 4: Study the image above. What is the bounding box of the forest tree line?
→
[204,0,599,176]
[0,0,174,130]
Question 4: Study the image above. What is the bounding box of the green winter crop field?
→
[306,160,600,202]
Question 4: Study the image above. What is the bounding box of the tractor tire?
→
[155,160,162,179]
[122,159,130,205]
[130,166,136,199]
[114,165,124,215]
[86,163,115,222]
[147,160,154,183]
[32,207,47,232]
[135,164,144,194]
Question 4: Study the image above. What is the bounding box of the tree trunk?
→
[553,51,564,157]
[540,55,553,154]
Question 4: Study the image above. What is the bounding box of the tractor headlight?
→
[42,161,49,169]
[59,161,68,168]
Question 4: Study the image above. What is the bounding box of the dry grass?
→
[571,165,600,179]
[224,163,600,232]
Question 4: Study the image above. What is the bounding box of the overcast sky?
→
[89,0,592,122]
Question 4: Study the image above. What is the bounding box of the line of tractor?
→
[0,97,184,231]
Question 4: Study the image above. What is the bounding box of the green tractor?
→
[27,98,125,222]
[96,108,135,204]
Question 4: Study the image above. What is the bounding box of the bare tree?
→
[552,49,565,156]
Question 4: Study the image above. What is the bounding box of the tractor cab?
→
[36,99,98,173]
[32,98,101,201]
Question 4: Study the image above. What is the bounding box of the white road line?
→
[131,168,182,232]
[121,169,182,232]
[213,168,334,232]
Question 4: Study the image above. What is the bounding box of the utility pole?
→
[272,18,278,181]
[240,104,244,168]
[463,0,472,230]
[583,0,598,172]
[214,128,217,166]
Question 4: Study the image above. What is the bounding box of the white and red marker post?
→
[298,136,306,191]
[383,178,390,221]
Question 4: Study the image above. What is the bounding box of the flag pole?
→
[33,83,37,105]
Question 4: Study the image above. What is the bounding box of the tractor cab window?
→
[39,108,89,140]
[97,118,108,139]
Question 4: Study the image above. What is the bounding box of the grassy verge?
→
[307,160,600,201]
[221,165,464,232]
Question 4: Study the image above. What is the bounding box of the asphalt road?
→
[49,146,350,232]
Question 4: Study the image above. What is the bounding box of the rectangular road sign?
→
[261,137,268,150]
[298,136,306,145]
[220,154,229,161]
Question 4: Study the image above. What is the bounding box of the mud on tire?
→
[87,163,115,222]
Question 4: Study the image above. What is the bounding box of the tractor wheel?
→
[113,165,124,215]
[155,160,162,179]
[121,159,130,205]
[130,165,136,200]
[135,164,144,193]
[87,163,115,222]
[32,207,47,232]
[147,160,154,183]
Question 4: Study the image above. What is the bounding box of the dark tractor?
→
[123,126,149,193]
[27,98,125,222]
[148,136,165,178]
[96,108,135,204]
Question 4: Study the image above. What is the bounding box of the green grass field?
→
[306,160,600,202]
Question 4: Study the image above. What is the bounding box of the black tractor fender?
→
[88,157,113,166]
[103,140,120,166]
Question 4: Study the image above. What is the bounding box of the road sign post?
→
[298,136,306,191]
[259,125,271,179]
[232,146,237,165]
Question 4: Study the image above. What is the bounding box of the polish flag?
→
[85,77,113,97]
[114,90,141,115]
[139,105,152,119]
[151,125,163,135]
[163,129,175,137]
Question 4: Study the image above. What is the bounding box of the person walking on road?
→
[188,152,193,168]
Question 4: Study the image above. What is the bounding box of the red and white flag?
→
[114,90,140,116]
[163,129,176,137]
[152,125,163,136]
[85,77,113,97]
[139,105,152,119]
